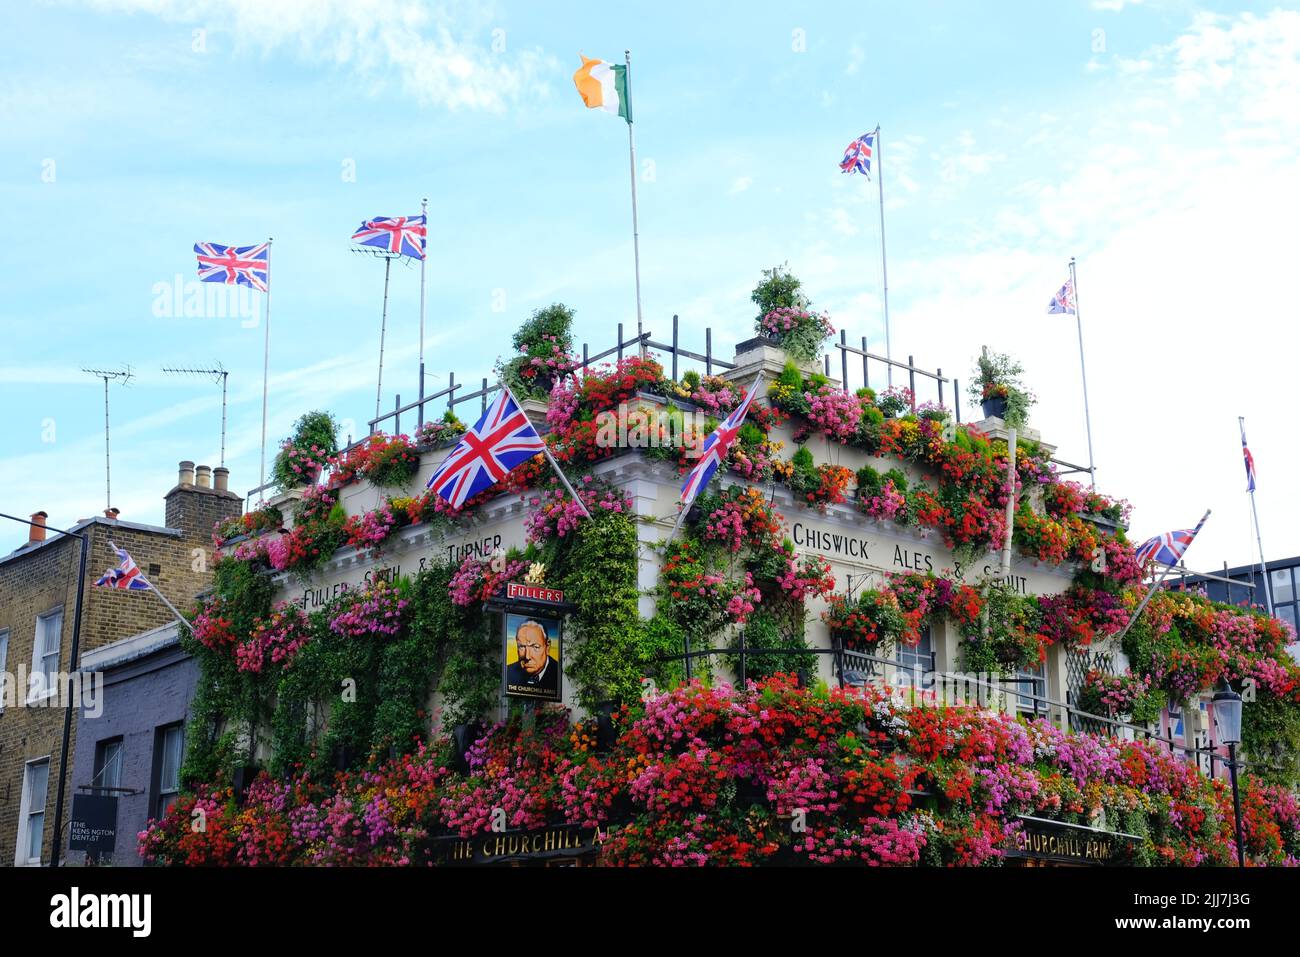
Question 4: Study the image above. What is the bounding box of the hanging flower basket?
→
[981,395,1008,420]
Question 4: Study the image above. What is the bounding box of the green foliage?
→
[181,558,276,785]
[789,446,819,495]
[776,361,804,392]
[1242,691,1300,788]
[501,302,576,400]
[364,436,421,488]
[857,464,908,503]
[1118,808,1155,866]
[1121,616,1164,678]
[408,560,496,727]
[968,350,1035,429]
[737,422,766,447]
[292,410,340,454]
[724,607,816,683]
[639,616,691,689]
[562,513,645,709]
[272,411,339,491]
[1004,390,1034,431]
[768,362,813,416]
[856,465,882,498]
[958,587,1042,672]
[511,302,575,355]
[751,263,808,318]
[884,468,909,492]
[876,390,911,419]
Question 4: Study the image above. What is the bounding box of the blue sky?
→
[2,0,1298,578]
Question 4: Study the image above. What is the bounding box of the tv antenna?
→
[162,364,230,467]
[82,366,133,511]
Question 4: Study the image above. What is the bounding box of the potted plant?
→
[498,303,579,400]
[747,265,834,365]
[969,350,1035,428]
[271,410,339,495]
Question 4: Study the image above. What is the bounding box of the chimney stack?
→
[29,511,48,544]
[165,458,241,540]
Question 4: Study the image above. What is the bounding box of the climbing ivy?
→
[561,512,646,709]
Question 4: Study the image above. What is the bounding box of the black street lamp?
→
[1211,678,1246,867]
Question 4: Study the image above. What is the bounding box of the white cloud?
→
[729,176,753,195]
[70,0,555,111]
[827,208,860,237]
[935,130,1002,186]
[845,42,864,76]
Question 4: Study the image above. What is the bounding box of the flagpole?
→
[258,238,273,499]
[624,50,645,354]
[999,425,1018,578]
[668,372,766,543]
[1070,256,1097,489]
[1113,565,1177,646]
[375,254,393,421]
[668,502,690,541]
[1241,416,1275,615]
[501,382,592,519]
[418,196,428,413]
[107,541,188,627]
[1113,509,1212,644]
[876,125,892,387]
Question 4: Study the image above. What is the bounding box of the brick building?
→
[0,461,240,866]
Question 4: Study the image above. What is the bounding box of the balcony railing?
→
[656,640,1278,784]
[246,317,956,504]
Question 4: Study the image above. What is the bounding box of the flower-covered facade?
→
[155,297,1300,866]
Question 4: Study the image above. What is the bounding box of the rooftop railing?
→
[246,317,955,504]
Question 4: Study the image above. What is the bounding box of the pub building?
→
[154,332,1220,868]
[265,337,1082,727]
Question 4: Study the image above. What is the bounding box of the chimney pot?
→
[29,510,48,544]
[104,507,120,520]
[195,465,212,489]
[213,466,230,492]
[178,460,195,487]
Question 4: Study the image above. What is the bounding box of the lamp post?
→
[1212,678,1246,867]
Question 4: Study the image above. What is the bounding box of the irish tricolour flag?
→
[573,55,632,123]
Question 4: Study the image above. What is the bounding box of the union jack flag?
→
[1047,278,1076,315]
[1134,511,1210,567]
[839,129,876,178]
[93,543,152,591]
[351,214,426,260]
[194,242,269,292]
[679,375,765,511]
[1240,420,1257,492]
[426,387,545,508]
